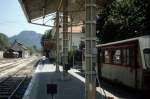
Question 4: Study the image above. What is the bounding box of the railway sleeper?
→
[0,95,10,99]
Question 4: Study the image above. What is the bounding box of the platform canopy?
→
[19,0,113,24]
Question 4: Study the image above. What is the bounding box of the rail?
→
[8,75,27,99]
[0,58,39,99]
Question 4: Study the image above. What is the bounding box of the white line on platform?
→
[68,68,119,99]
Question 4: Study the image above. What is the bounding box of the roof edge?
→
[18,0,31,23]
[96,35,150,47]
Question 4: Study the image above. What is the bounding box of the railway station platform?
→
[23,59,116,99]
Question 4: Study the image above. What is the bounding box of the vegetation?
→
[41,29,56,59]
[68,41,85,66]
[0,33,10,50]
[68,48,82,67]
[41,29,53,47]
[29,45,41,55]
[96,0,148,43]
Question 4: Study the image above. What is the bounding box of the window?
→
[104,50,111,63]
[122,49,127,65]
[113,50,121,64]
[102,46,136,66]
[144,48,150,68]
[122,48,134,66]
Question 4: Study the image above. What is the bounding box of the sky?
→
[0,0,51,37]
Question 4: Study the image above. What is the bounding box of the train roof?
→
[96,35,150,47]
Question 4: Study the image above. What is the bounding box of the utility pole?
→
[63,0,68,78]
[85,0,96,99]
[56,11,60,72]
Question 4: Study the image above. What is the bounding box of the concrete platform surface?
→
[23,60,103,99]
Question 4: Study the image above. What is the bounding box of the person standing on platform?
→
[42,56,46,65]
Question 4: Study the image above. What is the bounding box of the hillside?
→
[0,33,10,50]
[9,31,42,49]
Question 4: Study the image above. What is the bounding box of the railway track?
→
[0,58,34,74]
[0,57,34,66]
[0,62,25,73]
[0,59,19,65]
[0,58,39,99]
[0,58,28,68]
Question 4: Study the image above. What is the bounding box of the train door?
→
[143,48,150,90]
[97,48,102,78]
[143,48,150,69]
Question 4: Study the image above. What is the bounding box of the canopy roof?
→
[19,0,113,23]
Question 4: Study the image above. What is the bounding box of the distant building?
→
[3,40,30,58]
[52,21,85,66]
[0,44,5,59]
[0,51,4,59]
[60,25,84,49]
[52,24,85,52]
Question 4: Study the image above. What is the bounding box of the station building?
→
[3,40,30,58]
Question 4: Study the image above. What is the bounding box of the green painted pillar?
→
[56,11,60,72]
[85,0,96,99]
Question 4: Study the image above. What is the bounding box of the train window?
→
[129,48,135,66]
[104,50,111,63]
[122,48,134,66]
[113,50,121,64]
[122,49,127,65]
[102,47,135,66]
[143,48,150,68]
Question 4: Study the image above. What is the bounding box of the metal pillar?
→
[63,0,68,70]
[70,15,73,49]
[85,0,96,99]
[56,11,60,72]
[145,0,150,34]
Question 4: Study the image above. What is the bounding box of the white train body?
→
[96,35,150,90]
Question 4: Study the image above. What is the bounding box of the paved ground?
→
[23,59,103,99]
[25,59,144,99]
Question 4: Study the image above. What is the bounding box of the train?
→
[96,35,150,91]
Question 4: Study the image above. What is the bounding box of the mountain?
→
[9,31,42,49]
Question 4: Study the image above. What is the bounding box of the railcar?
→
[96,35,150,91]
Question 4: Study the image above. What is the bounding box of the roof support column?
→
[145,0,150,34]
[56,11,60,72]
[63,0,68,73]
[70,15,73,49]
[85,0,96,99]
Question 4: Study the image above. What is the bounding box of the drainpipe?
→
[85,0,96,99]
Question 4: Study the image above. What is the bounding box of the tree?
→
[41,29,53,47]
[0,33,10,50]
[97,0,146,43]
[41,29,56,59]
